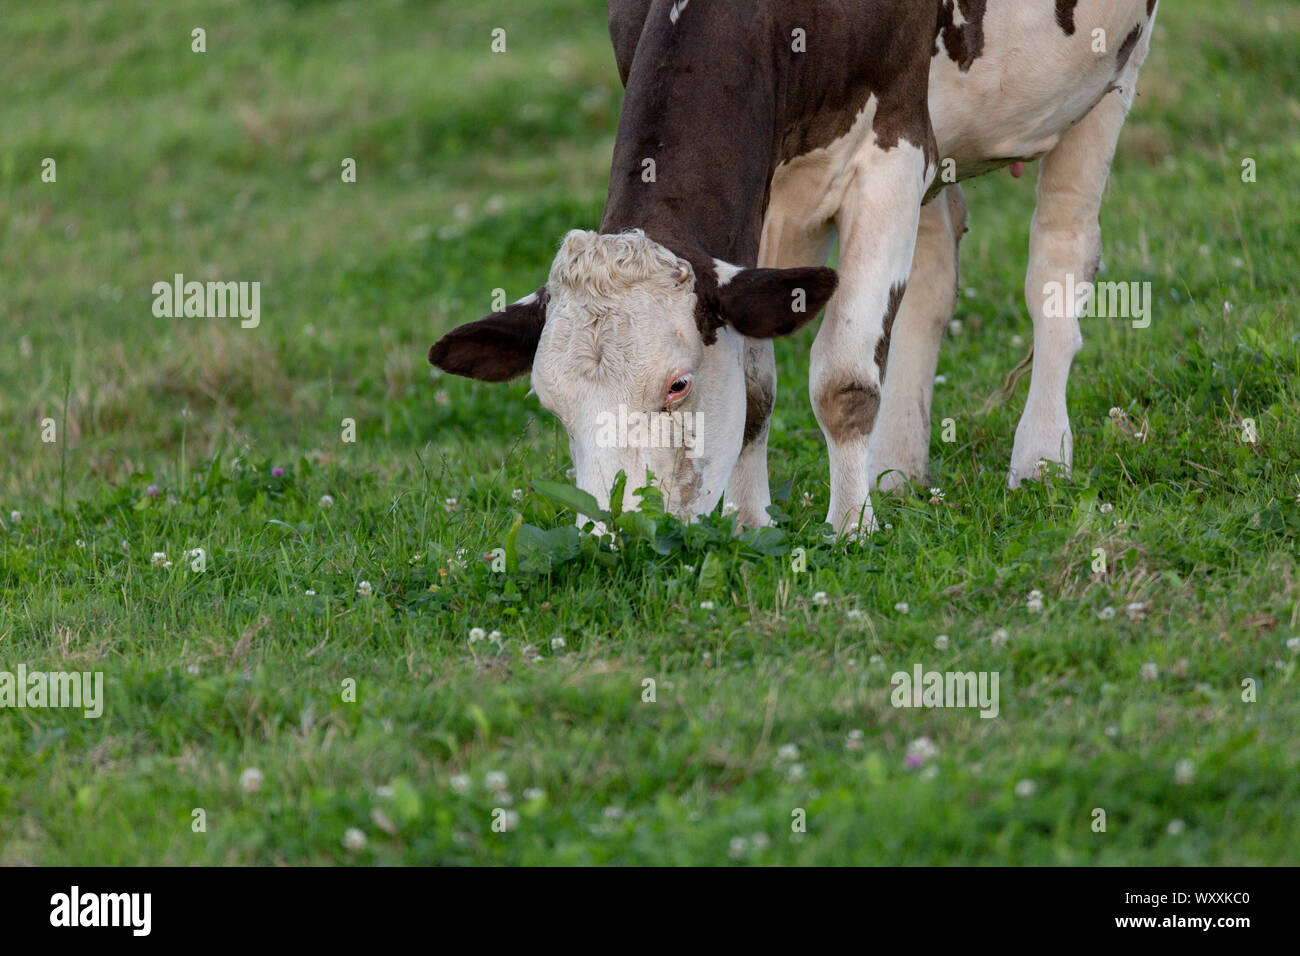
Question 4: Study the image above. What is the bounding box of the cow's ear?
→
[428,288,548,382]
[714,267,838,339]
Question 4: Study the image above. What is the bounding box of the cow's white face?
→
[429,229,836,524]
[531,231,747,519]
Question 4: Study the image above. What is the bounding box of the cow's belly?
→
[930,0,1152,172]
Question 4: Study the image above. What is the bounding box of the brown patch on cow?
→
[1055,0,1079,35]
[934,0,987,72]
[742,378,775,447]
[815,376,881,444]
[672,452,704,513]
[601,0,940,267]
[1147,0,1158,15]
[689,256,723,345]
[873,282,908,379]
[1115,24,1144,74]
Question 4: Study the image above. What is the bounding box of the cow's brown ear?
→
[428,288,548,382]
[715,267,838,339]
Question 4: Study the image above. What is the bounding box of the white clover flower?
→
[521,644,541,663]
[1010,334,1024,348]
[488,630,503,645]
[450,773,471,795]
[357,580,373,597]
[800,492,814,509]
[699,600,714,611]
[1285,637,1299,654]
[1099,502,1114,514]
[868,654,883,665]
[550,636,566,650]
[1174,759,1195,786]
[1014,779,1037,798]
[319,494,335,508]
[777,743,800,762]
[1125,602,1146,621]
[894,601,910,614]
[750,832,771,850]
[603,806,624,820]
[239,767,264,793]
[729,836,749,859]
[1098,606,1116,621]
[948,319,963,335]
[151,551,168,568]
[934,634,950,650]
[1104,725,1119,737]
[787,762,806,780]
[933,374,947,385]
[342,828,367,852]
[305,589,316,596]
[511,488,523,502]
[1026,590,1044,613]
[523,788,544,801]
[1167,819,1186,836]
[905,737,939,767]
[722,501,739,516]
[1140,661,1159,682]
[443,497,458,514]
[186,664,200,676]
[929,488,944,500]
[847,609,863,620]
[485,771,508,792]
[9,511,21,524]
[76,539,86,548]
[1108,407,1124,421]
[991,627,1010,647]
[469,627,485,643]
[812,591,829,606]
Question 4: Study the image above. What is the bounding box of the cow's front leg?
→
[724,338,776,527]
[812,146,931,534]
[867,184,966,492]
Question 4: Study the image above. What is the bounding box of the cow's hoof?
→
[1007,456,1070,489]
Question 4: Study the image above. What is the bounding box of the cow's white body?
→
[745,0,1158,529]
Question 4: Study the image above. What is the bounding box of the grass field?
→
[1,0,1298,865]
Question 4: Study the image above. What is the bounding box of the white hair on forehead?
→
[548,229,691,303]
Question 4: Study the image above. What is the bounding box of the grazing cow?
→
[431,0,1159,532]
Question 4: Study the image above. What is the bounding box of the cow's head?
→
[429,229,836,522]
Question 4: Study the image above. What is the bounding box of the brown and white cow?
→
[431,0,1159,533]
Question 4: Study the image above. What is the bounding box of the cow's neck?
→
[598,20,778,270]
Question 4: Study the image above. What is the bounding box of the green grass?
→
[1,0,1297,864]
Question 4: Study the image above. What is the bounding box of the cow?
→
[430,0,1159,534]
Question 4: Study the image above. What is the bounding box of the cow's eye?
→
[664,375,692,405]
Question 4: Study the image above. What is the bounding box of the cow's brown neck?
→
[599,7,779,269]
[598,1,941,274]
